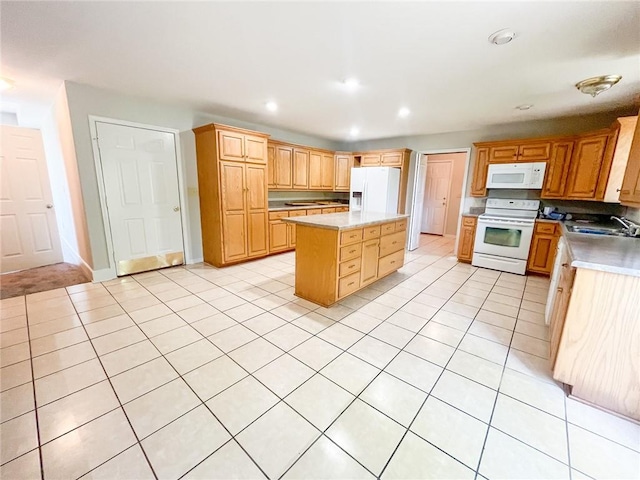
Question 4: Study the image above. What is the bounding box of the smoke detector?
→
[575,75,622,97]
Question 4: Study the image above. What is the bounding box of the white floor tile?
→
[360,372,426,427]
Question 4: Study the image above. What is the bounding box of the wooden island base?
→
[284,213,408,307]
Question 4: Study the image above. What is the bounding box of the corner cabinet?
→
[194,123,269,267]
[620,115,640,208]
[457,216,477,262]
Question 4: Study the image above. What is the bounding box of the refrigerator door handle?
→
[362,180,367,212]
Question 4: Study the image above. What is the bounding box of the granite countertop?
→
[282,211,409,231]
[462,212,481,218]
[268,201,348,211]
[559,222,640,278]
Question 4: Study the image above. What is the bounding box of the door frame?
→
[414,148,471,253]
[88,116,191,281]
[421,158,454,236]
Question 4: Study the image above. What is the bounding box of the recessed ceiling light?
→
[0,77,15,91]
[265,101,278,112]
[398,107,410,118]
[575,75,622,97]
[343,78,360,89]
[349,126,360,137]
[488,29,516,45]
[515,104,533,110]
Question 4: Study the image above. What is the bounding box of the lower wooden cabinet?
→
[457,216,477,262]
[527,221,560,276]
[549,245,575,367]
[360,238,379,286]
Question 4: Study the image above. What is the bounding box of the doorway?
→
[92,120,186,277]
[421,152,467,237]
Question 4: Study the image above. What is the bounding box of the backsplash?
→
[626,207,640,223]
[268,191,350,202]
[540,199,626,216]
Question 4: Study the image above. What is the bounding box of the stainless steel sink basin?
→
[569,225,629,236]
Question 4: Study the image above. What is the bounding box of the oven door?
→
[474,218,534,260]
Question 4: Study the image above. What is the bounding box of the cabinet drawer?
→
[462,216,477,227]
[379,231,405,257]
[338,272,361,298]
[306,209,323,215]
[340,228,363,245]
[322,207,337,214]
[288,209,307,217]
[269,211,288,220]
[335,206,349,212]
[535,222,557,235]
[378,250,404,277]
[339,242,362,262]
[339,257,361,277]
[380,222,396,235]
[395,219,408,231]
[363,225,381,240]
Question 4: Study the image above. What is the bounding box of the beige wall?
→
[424,153,467,236]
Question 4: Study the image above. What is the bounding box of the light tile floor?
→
[1,235,639,479]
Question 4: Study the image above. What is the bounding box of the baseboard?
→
[444,234,456,238]
[60,238,94,282]
[186,256,203,265]
[92,267,116,283]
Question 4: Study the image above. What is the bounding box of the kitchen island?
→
[283,211,409,306]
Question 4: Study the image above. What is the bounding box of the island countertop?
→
[282,211,409,231]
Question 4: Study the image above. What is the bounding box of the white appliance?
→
[486,162,546,189]
[404,151,425,251]
[350,166,400,213]
[472,198,540,275]
[545,236,566,324]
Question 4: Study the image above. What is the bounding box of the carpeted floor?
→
[0,262,91,299]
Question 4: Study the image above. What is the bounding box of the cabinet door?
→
[244,134,267,163]
[360,238,379,286]
[381,152,402,166]
[541,141,574,198]
[217,130,245,162]
[308,151,323,190]
[550,260,575,366]
[288,224,296,247]
[321,153,335,189]
[471,148,489,197]
[269,221,289,252]
[519,142,551,161]
[361,153,381,166]
[219,162,247,262]
[457,217,476,262]
[527,234,558,275]
[245,164,268,257]
[564,134,609,199]
[620,116,640,207]
[267,144,276,188]
[334,154,352,191]
[489,145,519,163]
[293,148,310,189]
[276,146,293,189]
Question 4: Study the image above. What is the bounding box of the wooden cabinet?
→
[381,151,403,166]
[292,219,407,306]
[488,141,551,164]
[293,148,310,189]
[361,153,381,166]
[549,244,575,367]
[620,116,640,207]
[334,153,353,191]
[457,216,477,262]
[564,132,610,199]
[269,217,289,253]
[309,151,335,190]
[488,144,519,163]
[355,149,411,213]
[194,124,269,267]
[541,141,574,198]
[471,148,489,197]
[267,143,294,190]
[267,144,276,188]
[527,222,559,276]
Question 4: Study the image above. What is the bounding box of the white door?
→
[96,122,184,276]
[408,154,427,250]
[0,126,63,273]
[421,160,452,235]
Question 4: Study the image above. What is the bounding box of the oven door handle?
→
[478,219,534,227]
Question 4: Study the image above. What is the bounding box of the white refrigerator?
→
[349,167,400,213]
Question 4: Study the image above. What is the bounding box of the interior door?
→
[408,154,427,251]
[96,122,184,275]
[421,160,452,235]
[0,126,63,273]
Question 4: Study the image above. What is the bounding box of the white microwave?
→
[486,162,546,189]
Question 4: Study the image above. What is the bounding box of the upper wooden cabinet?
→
[564,132,610,200]
[617,117,640,208]
[334,153,353,191]
[292,148,310,189]
[488,141,551,163]
[309,151,335,190]
[193,123,269,267]
[381,151,403,166]
[541,141,574,198]
[471,147,489,197]
[361,153,381,166]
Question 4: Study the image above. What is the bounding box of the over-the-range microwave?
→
[486,162,546,189]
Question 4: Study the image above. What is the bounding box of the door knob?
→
[46,204,53,209]
[173,206,180,212]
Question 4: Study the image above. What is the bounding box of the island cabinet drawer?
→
[535,222,557,235]
[380,222,396,236]
[379,231,405,257]
[288,210,307,217]
[339,257,361,277]
[378,250,404,277]
[306,209,323,215]
[340,228,363,245]
[269,211,288,220]
[338,272,361,298]
[363,225,381,240]
[339,243,362,262]
[395,219,408,231]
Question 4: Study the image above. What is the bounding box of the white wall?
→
[40,84,92,275]
[63,81,342,271]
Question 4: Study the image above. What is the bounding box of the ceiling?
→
[1,1,639,140]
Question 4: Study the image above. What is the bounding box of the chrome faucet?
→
[610,216,640,237]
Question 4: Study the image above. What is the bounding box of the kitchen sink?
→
[569,226,629,236]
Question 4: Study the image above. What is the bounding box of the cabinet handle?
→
[390,261,396,264]
[557,287,563,293]
[562,263,568,267]
[349,249,356,254]
[348,265,354,269]
[348,282,355,286]
[392,241,397,245]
